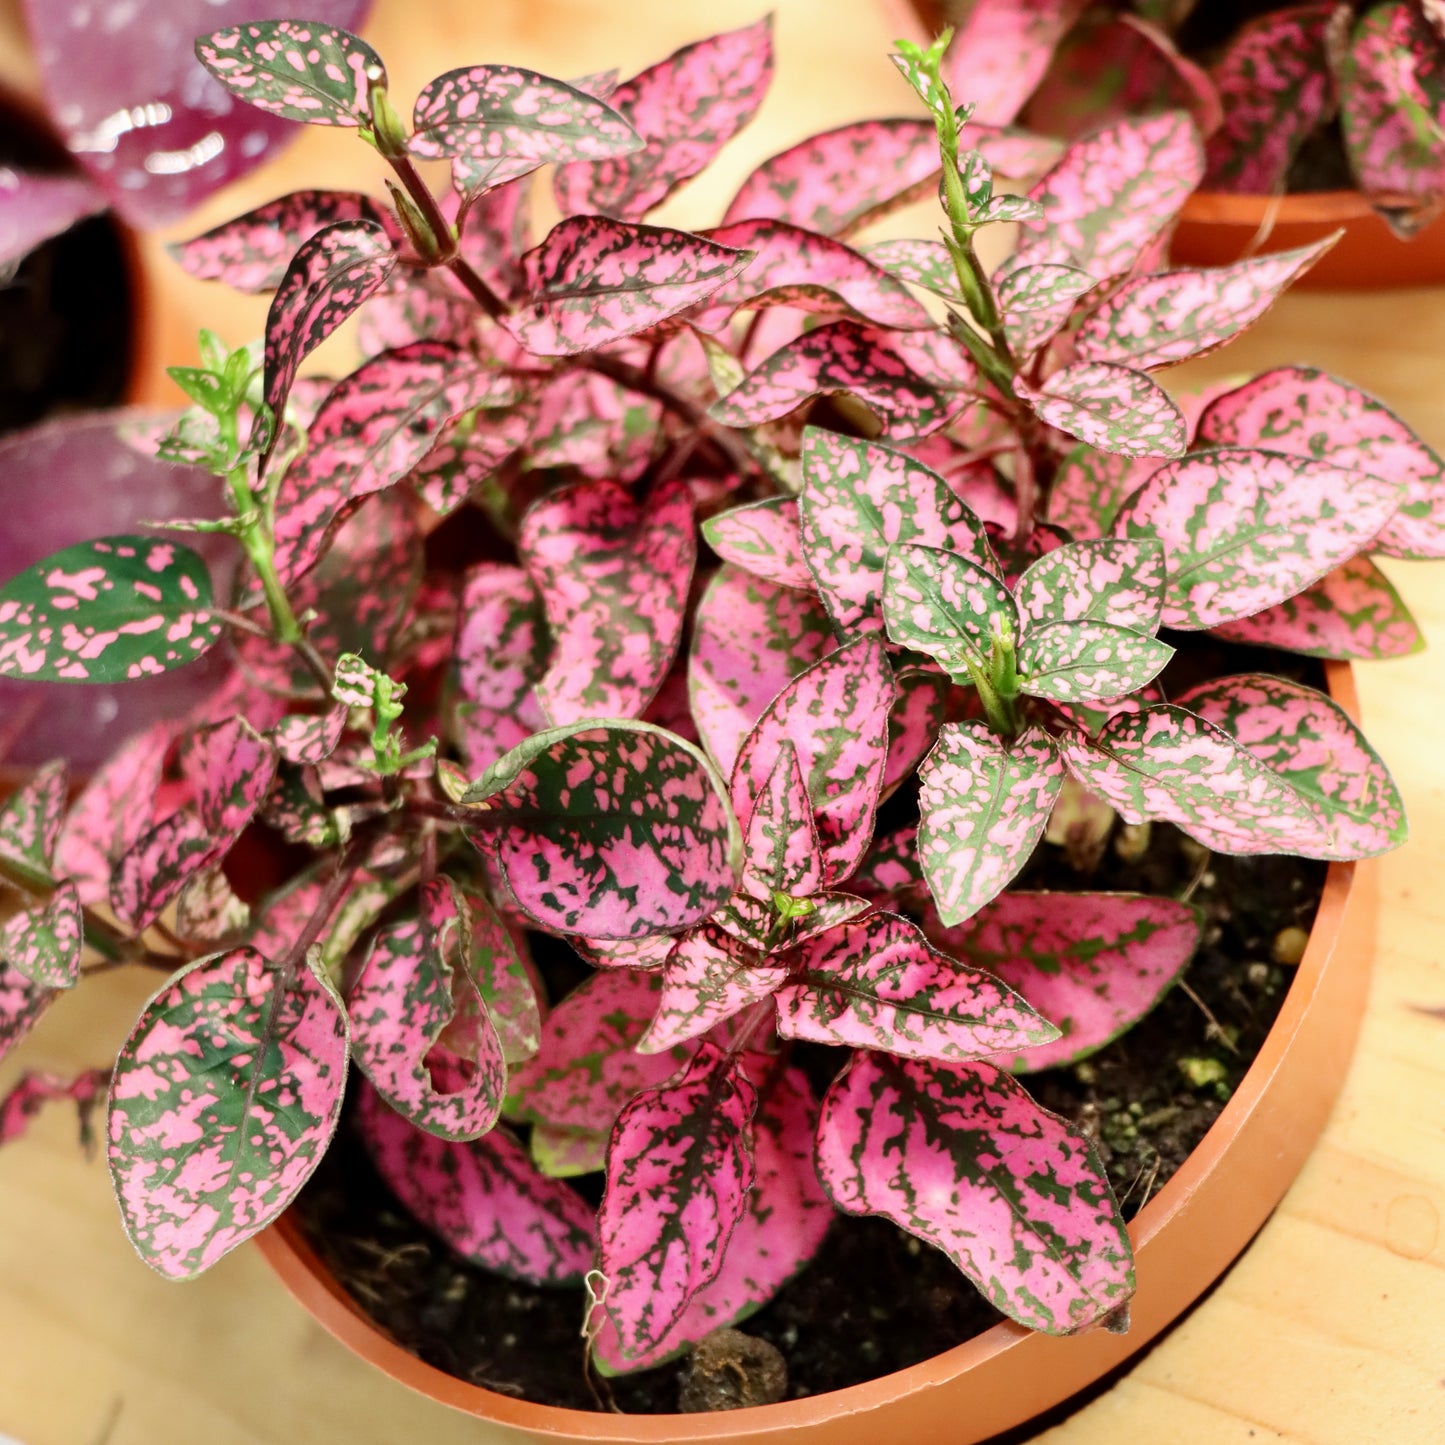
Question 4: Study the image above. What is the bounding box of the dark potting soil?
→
[294,829,1327,1415]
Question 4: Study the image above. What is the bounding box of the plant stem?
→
[226,463,302,644]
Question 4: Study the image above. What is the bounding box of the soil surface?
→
[296,713,1329,1413]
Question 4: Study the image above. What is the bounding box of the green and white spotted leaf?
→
[0,882,82,989]
[1015,539,1166,633]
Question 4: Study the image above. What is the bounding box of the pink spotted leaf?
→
[257,221,396,456]
[1007,111,1205,282]
[1114,448,1403,629]
[572,933,678,971]
[359,1084,593,1285]
[0,758,66,879]
[554,18,774,222]
[1058,705,1326,855]
[1212,556,1423,659]
[168,191,397,294]
[996,263,1098,359]
[740,741,825,903]
[0,536,223,685]
[463,889,540,1066]
[799,428,996,633]
[884,668,951,797]
[702,497,812,590]
[710,322,951,443]
[917,722,1065,926]
[693,220,932,331]
[506,218,749,357]
[271,706,347,766]
[688,567,835,778]
[1202,5,1336,192]
[1013,364,1186,460]
[0,882,83,990]
[934,891,1201,1072]
[107,945,348,1280]
[0,963,52,1064]
[1073,240,1337,373]
[410,65,642,193]
[519,479,694,726]
[0,1067,107,1148]
[943,0,1089,125]
[507,969,692,1133]
[815,1052,1134,1333]
[593,1062,830,1371]
[881,543,1017,684]
[861,238,960,301]
[409,404,533,519]
[1194,367,1445,560]
[731,635,895,887]
[776,911,1056,1063]
[350,878,505,1141]
[1017,623,1173,705]
[1016,538,1166,632]
[597,1041,757,1366]
[196,20,380,127]
[638,926,787,1055]
[1046,445,1164,542]
[174,869,251,945]
[462,721,739,940]
[1178,673,1407,859]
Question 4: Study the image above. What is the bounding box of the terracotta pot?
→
[256,659,1376,1444]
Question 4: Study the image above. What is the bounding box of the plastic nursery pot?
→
[256,664,1378,1444]
[1171,190,1445,289]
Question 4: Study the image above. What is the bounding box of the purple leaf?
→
[1194,367,1445,560]
[1046,446,1164,541]
[776,911,1055,1062]
[0,169,105,270]
[55,722,173,907]
[507,970,691,1132]
[0,962,53,1064]
[0,1067,106,1147]
[1014,364,1186,460]
[259,220,396,453]
[1202,5,1336,192]
[451,564,548,776]
[638,926,786,1056]
[1073,241,1336,372]
[168,190,395,294]
[724,118,944,237]
[800,428,995,634]
[350,879,505,1141]
[463,890,539,1067]
[695,220,932,331]
[26,2,373,229]
[0,536,223,685]
[195,18,379,127]
[554,18,774,222]
[1114,448,1403,628]
[731,635,895,887]
[740,741,825,903]
[1339,3,1445,233]
[0,759,66,878]
[506,217,749,357]
[917,722,1065,926]
[0,882,82,990]
[107,945,348,1279]
[597,1041,757,1365]
[935,891,1201,1072]
[1058,705,1325,855]
[815,1051,1134,1333]
[996,263,1098,360]
[702,497,812,590]
[1016,538,1166,632]
[519,479,695,726]
[462,720,738,940]
[942,0,1089,124]
[1008,111,1204,281]
[271,707,347,766]
[593,1063,829,1371]
[688,567,835,778]
[710,321,951,443]
[1017,622,1173,705]
[1178,673,1407,859]
[110,719,277,932]
[1212,556,1423,659]
[411,65,641,193]
[881,543,1017,683]
[358,1084,593,1285]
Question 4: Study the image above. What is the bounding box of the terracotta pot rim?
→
[256,663,1371,1441]
[1180,189,1374,227]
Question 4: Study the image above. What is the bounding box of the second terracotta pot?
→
[255,663,1377,1445]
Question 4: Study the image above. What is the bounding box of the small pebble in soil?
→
[1273,925,1310,965]
[679,1329,788,1412]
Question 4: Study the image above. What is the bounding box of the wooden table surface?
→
[1,3,1442,1442]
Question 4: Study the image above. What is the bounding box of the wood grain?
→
[1,3,1443,1442]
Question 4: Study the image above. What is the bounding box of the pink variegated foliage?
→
[1,13,1432,1386]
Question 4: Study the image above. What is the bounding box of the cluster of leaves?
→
[932,0,1445,237]
[0,13,1433,1386]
